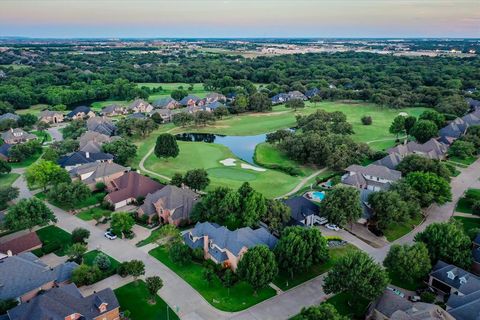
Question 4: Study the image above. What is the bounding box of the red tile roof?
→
[105,171,164,204]
[0,232,42,255]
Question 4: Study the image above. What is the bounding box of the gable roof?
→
[7,283,119,320]
[0,232,42,255]
[1,128,36,142]
[128,112,147,119]
[128,99,152,110]
[38,110,63,119]
[305,88,320,98]
[287,91,307,100]
[345,164,402,181]
[58,151,113,168]
[78,130,113,149]
[282,196,319,224]
[373,153,403,170]
[0,113,20,122]
[106,171,164,204]
[101,104,125,114]
[152,97,177,108]
[86,117,116,136]
[69,162,128,184]
[139,185,198,220]
[0,143,12,158]
[179,95,200,105]
[388,139,448,160]
[67,106,91,118]
[430,260,480,295]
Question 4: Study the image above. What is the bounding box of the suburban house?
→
[205,92,226,103]
[0,143,12,161]
[128,112,147,119]
[58,151,113,171]
[100,104,127,117]
[373,153,404,170]
[472,233,480,276]
[287,90,308,101]
[6,283,120,320]
[0,113,20,123]
[0,232,42,256]
[467,98,480,111]
[205,101,226,111]
[428,261,480,320]
[152,97,179,109]
[128,99,153,113]
[367,288,455,320]
[341,164,402,191]
[305,88,321,99]
[66,106,95,120]
[104,171,164,209]
[138,185,199,225]
[387,138,448,161]
[439,108,480,144]
[87,117,117,136]
[183,222,278,271]
[69,162,129,190]
[358,188,374,224]
[0,252,78,303]
[180,94,201,107]
[38,110,64,124]
[1,128,37,145]
[271,93,289,105]
[282,196,321,226]
[149,108,173,122]
[78,131,118,153]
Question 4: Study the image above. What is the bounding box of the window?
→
[447,271,455,280]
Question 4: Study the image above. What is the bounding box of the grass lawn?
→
[326,292,370,320]
[114,280,179,320]
[137,82,208,101]
[90,100,130,112]
[273,244,358,291]
[36,191,106,211]
[453,216,480,234]
[383,213,424,242]
[9,151,43,168]
[0,173,20,188]
[32,130,52,143]
[456,188,480,214]
[254,142,316,176]
[388,270,422,291]
[83,250,120,279]
[35,225,72,256]
[76,207,112,221]
[448,156,478,166]
[149,246,276,312]
[16,104,47,116]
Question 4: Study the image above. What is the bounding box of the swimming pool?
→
[311,191,325,201]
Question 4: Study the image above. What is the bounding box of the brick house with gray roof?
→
[69,162,129,190]
[1,128,36,145]
[183,222,277,271]
[387,138,448,161]
[342,164,402,191]
[152,97,179,110]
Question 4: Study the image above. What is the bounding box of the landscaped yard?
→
[456,188,480,214]
[149,246,276,312]
[35,191,107,211]
[83,250,120,280]
[114,280,179,320]
[453,216,480,234]
[34,225,72,256]
[32,130,52,143]
[273,244,358,291]
[0,173,19,188]
[448,156,478,166]
[9,151,43,169]
[383,213,424,242]
[76,207,112,221]
[326,292,370,320]
[388,270,422,291]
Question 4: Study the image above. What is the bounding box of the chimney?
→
[7,250,12,257]
[86,152,90,159]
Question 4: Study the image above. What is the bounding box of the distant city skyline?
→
[1,0,479,38]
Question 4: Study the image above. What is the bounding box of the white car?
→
[387,286,405,298]
[104,231,117,240]
[325,224,340,231]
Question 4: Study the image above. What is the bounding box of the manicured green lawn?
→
[9,151,43,168]
[114,280,179,320]
[32,130,52,143]
[138,82,208,101]
[449,156,478,166]
[76,207,112,221]
[254,142,315,176]
[326,292,370,320]
[35,225,72,256]
[383,213,424,242]
[456,189,480,214]
[453,216,480,234]
[0,173,20,188]
[273,244,358,291]
[149,246,276,312]
[388,270,422,291]
[16,104,47,116]
[83,250,120,279]
[36,191,106,211]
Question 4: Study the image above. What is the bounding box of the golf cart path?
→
[275,168,328,199]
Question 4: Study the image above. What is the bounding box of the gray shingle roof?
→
[373,153,403,170]
[58,151,113,168]
[69,162,128,184]
[0,113,20,122]
[0,143,11,158]
[387,139,448,160]
[430,261,480,295]
[86,117,116,136]
[1,128,37,143]
[282,196,319,225]
[179,95,200,106]
[345,164,402,181]
[67,106,91,118]
[152,97,178,108]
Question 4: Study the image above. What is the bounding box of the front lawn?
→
[76,207,112,221]
[32,130,52,143]
[34,225,72,256]
[456,188,480,214]
[9,151,43,168]
[0,173,20,188]
[149,246,276,312]
[448,156,477,166]
[273,244,358,291]
[114,280,179,320]
[83,250,120,280]
[453,216,480,234]
[383,213,424,242]
[326,292,370,320]
[36,191,106,211]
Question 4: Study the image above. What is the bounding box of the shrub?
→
[192,248,204,262]
[361,115,372,125]
[71,227,90,243]
[41,241,62,255]
[169,242,191,265]
[72,264,102,286]
[95,182,106,191]
[420,291,436,303]
[93,252,111,270]
[472,200,480,215]
[117,262,129,277]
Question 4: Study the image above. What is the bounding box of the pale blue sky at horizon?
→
[0,0,479,38]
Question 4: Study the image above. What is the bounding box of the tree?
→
[194,111,215,126]
[169,242,192,265]
[323,251,389,301]
[0,299,18,315]
[473,200,480,215]
[286,99,305,111]
[297,303,348,320]
[25,159,70,191]
[310,95,322,106]
[414,221,472,269]
[154,134,179,159]
[63,120,86,140]
[404,172,451,207]
[404,115,417,136]
[183,169,209,191]
[8,140,42,162]
[4,198,56,231]
[249,92,272,112]
[275,227,329,279]
[18,113,37,127]
[320,186,362,227]
[263,199,291,234]
[42,148,60,162]
[0,159,11,174]
[448,140,476,159]
[150,112,164,124]
[368,191,412,230]
[36,121,50,132]
[102,138,138,165]
[242,190,267,228]
[361,115,372,125]
[170,173,184,187]
[94,252,111,270]
[145,276,163,303]
[47,181,91,210]
[222,268,235,296]
[396,154,451,181]
[213,106,229,119]
[434,95,469,116]
[202,268,215,287]
[71,227,90,243]
[0,186,19,206]
[136,118,158,137]
[232,94,248,114]
[384,243,431,283]
[110,212,135,238]
[237,245,278,295]
[172,112,194,127]
[124,260,145,282]
[419,110,445,129]
[72,264,102,286]
[389,115,405,140]
[171,89,188,101]
[67,243,87,263]
[410,120,438,143]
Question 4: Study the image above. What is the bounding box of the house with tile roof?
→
[0,232,42,256]
[6,283,119,320]
[87,117,117,136]
[66,106,95,120]
[38,110,64,124]
[70,162,129,190]
[183,222,278,271]
[100,104,127,117]
[0,252,78,302]
[1,128,37,145]
[341,164,402,191]
[138,185,199,225]
[58,151,113,171]
[152,97,179,110]
[105,171,164,209]
[128,99,153,113]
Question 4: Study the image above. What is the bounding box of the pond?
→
[176,133,266,164]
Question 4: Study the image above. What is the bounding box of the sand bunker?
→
[220,158,236,166]
[241,163,266,172]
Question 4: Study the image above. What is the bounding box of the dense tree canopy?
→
[237,245,278,295]
[154,134,179,159]
[4,198,56,231]
[396,154,451,181]
[320,186,362,227]
[384,243,431,283]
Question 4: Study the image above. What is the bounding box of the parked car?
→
[317,217,328,225]
[387,286,405,298]
[104,230,117,240]
[325,224,340,231]
[408,295,421,302]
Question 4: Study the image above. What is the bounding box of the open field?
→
[16,104,48,116]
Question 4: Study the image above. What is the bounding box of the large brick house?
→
[38,110,64,124]
[69,162,129,190]
[1,128,37,145]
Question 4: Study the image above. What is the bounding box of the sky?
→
[0,0,479,38]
